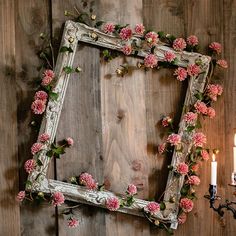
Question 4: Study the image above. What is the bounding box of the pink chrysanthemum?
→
[41,76,53,86]
[172,38,186,51]
[178,212,187,224]
[119,27,133,40]
[194,100,208,114]
[191,163,200,172]
[144,54,158,68]
[187,64,201,76]
[16,191,25,202]
[209,42,222,54]
[176,162,189,175]
[79,172,97,190]
[24,159,36,173]
[162,116,172,127]
[174,67,188,81]
[187,35,199,46]
[31,99,46,115]
[216,59,228,69]
[134,23,145,35]
[187,175,200,185]
[183,112,198,125]
[39,133,50,143]
[145,31,158,46]
[103,22,115,34]
[122,44,132,55]
[52,192,65,206]
[201,149,209,161]
[192,132,206,147]
[207,107,216,118]
[66,137,74,146]
[34,90,48,102]
[43,69,55,78]
[67,218,79,228]
[158,143,166,154]
[127,184,137,196]
[180,198,194,213]
[164,51,176,63]
[105,196,120,211]
[144,202,160,215]
[167,133,181,146]
[207,84,223,101]
[31,142,44,155]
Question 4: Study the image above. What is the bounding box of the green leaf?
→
[36,159,43,166]
[157,31,165,38]
[52,146,66,155]
[49,91,59,101]
[25,180,32,188]
[98,184,105,191]
[196,119,202,129]
[160,202,166,211]
[194,92,203,100]
[126,196,135,206]
[46,149,54,158]
[63,66,74,74]
[60,46,73,53]
[94,21,104,28]
[180,185,190,196]
[187,125,195,133]
[151,46,156,54]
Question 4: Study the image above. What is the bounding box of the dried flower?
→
[192,132,206,147]
[173,38,186,51]
[16,191,25,202]
[52,192,65,206]
[105,196,120,211]
[191,163,200,172]
[174,67,188,81]
[180,198,194,213]
[31,99,46,115]
[144,202,160,215]
[144,54,158,68]
[24,159,36,173]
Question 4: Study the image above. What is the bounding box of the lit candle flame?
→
[212,153,216,162]
[234,134,236,146]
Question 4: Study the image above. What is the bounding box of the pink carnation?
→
[16,191,25,202]
[67,218,79,228]
[174,67,188,81]
[216,84,223,95]
[43,69,55,78]
[144,202,160,214]
[162,116,172,127]
[24,159,36,173]
[180,198,194,213]
[187,64,201,76]
[106,196,120,211]
[66,137,74,146]
[167,133,181,146]
[192,132,206,147]
[79,172,97,190]
[134,23,145,35]
[145,31,158,46]
[127,184,137,196]
[119,27,133,40]
[122,44,132,55]
[207,107,216,118]
[173,38,186,51]
[178,212,187,224]
[31,99,46,115]
[207,84,223,101]
[52,192,65,206]
[209,42,222,54]
[158,143,166,154]
[194,100,208,114]
[183,112,198,125]
[187,175,200,185]
[176,162,189,175]
[201,149,209,161]
[164,51,176,62]
[39,133,50,142]
[144,54,158,68]
[41,76,53,86]
[31,142,44,155]
[103,22,115,34]
[191,163,200,172]
[216,59,228,69]
[187,35,199,46]
[34,90,48,102]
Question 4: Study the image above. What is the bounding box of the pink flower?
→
[145,31,158,46]
[209,42,222,54]
[103,22,115,34]
[191,163,200,172]
[119,27,133,40]
[41,76,53,86]
[194,100,208,114]
[176,162,189,175]
[201,150,209,161]
[187,175,200,185]
[144,54,158,68]
[158,143,166,154]
[31,99,46,115]
[167,133,181,146]
[43,69,55,78]
[144,202,160,214]
[173,38,186,51]
[162,116,172,127]
[66,137,74,146]
[164,51,176,62]
[187,64,201,76]
[174,67,188,81]
[122,44,132,55]
[134,23,145,35]
[39,133,50,142]
[178,212,187,224]
[127,184,137,196]
[67,218,79,228]
[16,191,25,202]
[192,132,206,147]
[31,142,44,155]
[52,192,65,206]
[187,35,199,46]
[34,90,48,102]
[216,59,228,69]
[183,112,198,125]
[106,196,120,211]
[207,107,216,118]
[216,84,223,95]
[180,198,194,213]
[79,172,97,190]
[207,84,223,101]
[24,159,36,173]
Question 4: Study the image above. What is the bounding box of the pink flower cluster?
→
[103,22,115,34]
[119,27,133,40]
[144,202,160,215]
[187,64,201,76]
[127,184,137,196]
[207,107,216,118]
[174,67,187,81]
[66,137,74,146]
[183,112,198,125]
[167,133,181,146]
[164,51,176,63]
[192,132,206,147]
[42,69,55,86]
[134,24,145,35]
[145,31,159,46]
[187,175,200,185]
[172,38,186,51]
[176,162,189,175]
[180,198,194,213]
[16,191,25,202]
[194,100,208,114]
[79,172,97,190]
[178,212,187,224]
[31,142,44,155]
[67,218,79,228]
[105,196,120,211]
[216,59,228,69]
[144,54,158,68]
[122,44,132,55]
[52,192,65,206]
[39,133,50,143]
[201,149,209,161]
[31,91,48,114]
[209,42,222,54]
[187,35,199,47]
[158,143,166,154]
[34,90,48,101]
[191,163,200,172]
[207,84,223,101]
[24,159,36,173]
[161,116,172,127]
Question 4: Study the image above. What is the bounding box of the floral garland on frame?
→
[16,8,228,235]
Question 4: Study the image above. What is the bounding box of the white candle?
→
[211,154,217,186]
[234,134,236,173]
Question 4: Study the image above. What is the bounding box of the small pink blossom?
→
[192,132,206,147]
[144,202,160,214]
[103,22,115,34]
[16,191,25,202]
[67,218,79,228]
[207,107,216,118]
[187,64,201,76]
[187,175,200,185]
[66,137,74,146]
[31,142,44,155]
[164,51,176,62]
[24,159,36,173]
[119,27,133,40]
[106,196,120,211]
[194,100,208,114]
[209,42,222,54]
[173,38,186,51]
[176,162,189,175]
[174,67,188,81]
[122,44,132,55]
[127,184,137,196]
[52,192,65,206]
[191,163,200,172]
[167,133,181,146]
[41,76,53,86]
[158,143,166,154]
[161,116,172,127]
[79,172,97,190]
[183,112,198,125]
[187,35,199,46]
[216,59,228,69]
[180,198,194,213]
[145,31,158,46]
[31,99,46,115]
[39,133,50,143]
[43,69,55,78]
[34,90,48,102]
[134,23,145,35]
[144,54,158,68]
[201,150,209,161]
[178,212,187,224]
[216,84,223,95]
[207,84,223,101]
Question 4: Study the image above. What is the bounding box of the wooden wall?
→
[1,0,236,235]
